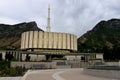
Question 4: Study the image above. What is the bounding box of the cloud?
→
[0,17,19,24]
[52,0,120,37]
[0,0,120,37]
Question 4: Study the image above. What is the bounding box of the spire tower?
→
[46,4,51,32]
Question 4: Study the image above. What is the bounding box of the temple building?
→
[21,31,77,53]
[20,4,77,61]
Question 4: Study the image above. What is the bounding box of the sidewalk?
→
[25,68,113,80]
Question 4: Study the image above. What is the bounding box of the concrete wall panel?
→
[63,33,66,49]
[70,35,74,50]
[21,33,25,49]
[53,33,57,49]
[25,32,29,48]
[43,32,48,48]
[58,33,62,49]
[48,32,53,48]
[74,36,77,51]
[38,31,43,48]
[33,31,38,48]
[67,34,70,50]
[29,31,33,48]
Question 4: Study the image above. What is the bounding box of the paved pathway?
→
[0,68,117,80]
[25,68,115,80]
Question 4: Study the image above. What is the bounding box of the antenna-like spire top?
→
[48,3,50,9]
[46,4,51,32]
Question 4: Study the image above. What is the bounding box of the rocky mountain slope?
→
[0,21,43,50]
[78,19,120,53]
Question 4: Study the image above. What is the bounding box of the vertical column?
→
[74,35,77,51]
[67,34,70,50]
[25,32,29,49]
[2,51,5,60]
[21,53,26,61]
[21,33,25,49]
[70,34,74,50]
[33,31,38,48]
[53,33,57,49]
[29,31,33,48]
[58,33,62,49]
[38,31,43,48]
[48,32,53,48]
[43,32,48,48]
[63,33,67,49]
[21,34,23,49]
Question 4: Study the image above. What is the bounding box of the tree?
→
[103,45,120,61]
[0,53,2,60]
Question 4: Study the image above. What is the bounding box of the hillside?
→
[78,19,120,53]
[0,21,43,50]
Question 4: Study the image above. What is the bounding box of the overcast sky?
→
[0,0,120,37]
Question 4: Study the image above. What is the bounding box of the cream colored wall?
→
[33,31,38,48]
[63,33,66,49]
[67,34,70,50]
[74,35,77,51]
[29,31,33,48]
[48,32,53,48]
[70,35,74,50]
[53,33,57,49]
[25,32,29,49]
[21,31,77,51]
[43,32,48,48]
[21,32,25,49]
[38,31,43,48]
[58,33,62,49]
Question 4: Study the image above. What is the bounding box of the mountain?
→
[0,21,43,50]
[78,19,120,53]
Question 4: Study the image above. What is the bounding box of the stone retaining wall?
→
[105,62,119,66]
[11,61,56,69]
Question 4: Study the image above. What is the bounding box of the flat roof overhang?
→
[20,51,101,56]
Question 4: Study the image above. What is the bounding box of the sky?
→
[0,0,120,37]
